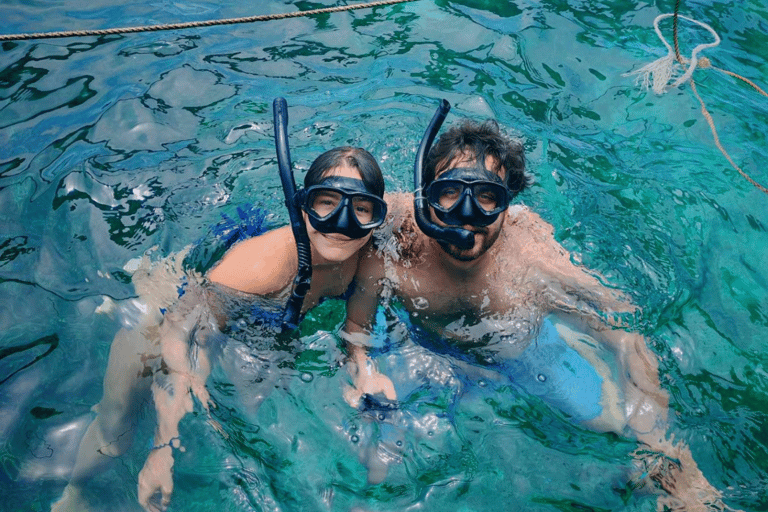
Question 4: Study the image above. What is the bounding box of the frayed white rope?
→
[624,14,720,95]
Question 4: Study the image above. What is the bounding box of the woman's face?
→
[304,164,374,264]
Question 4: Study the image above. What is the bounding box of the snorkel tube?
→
[413,99,474,250]
[273,97,312,330]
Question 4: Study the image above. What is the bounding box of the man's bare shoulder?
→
[496,204,572,266]
[504,204,556,239]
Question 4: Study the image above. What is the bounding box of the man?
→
[344,116,725,510]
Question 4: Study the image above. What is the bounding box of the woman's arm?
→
[137,294,216,511]
[343,247,396,407]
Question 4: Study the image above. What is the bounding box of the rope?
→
[0,0,418,42]
[708,65,768,97]
[673,0,683,62]
[622,13,720,95]
[674,3,768,196]
[624,2,767,195]
[689,80,768,194]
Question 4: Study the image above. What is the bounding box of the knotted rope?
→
[623,14,720,95]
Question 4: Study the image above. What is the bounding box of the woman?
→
[210,146,386,307]
[137,146,388,512]
[53,147,388,512]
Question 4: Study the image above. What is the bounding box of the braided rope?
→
[0,0,418,42]
[690,76,768,194]
[710,65,768,97]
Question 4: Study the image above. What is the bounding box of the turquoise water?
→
[1,0,767,510]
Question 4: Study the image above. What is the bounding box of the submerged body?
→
[138,155,386,511]
[345,116,726,509]
[53,147,388,512]
[349,193,641,432]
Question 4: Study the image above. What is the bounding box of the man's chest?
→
[394,265,537,318]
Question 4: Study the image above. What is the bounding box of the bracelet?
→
[151,436,180,451]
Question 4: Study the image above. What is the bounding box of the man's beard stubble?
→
[436,226,501,262]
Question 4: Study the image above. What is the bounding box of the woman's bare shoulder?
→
[208,226,297,295]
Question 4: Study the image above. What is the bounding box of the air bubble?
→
[537,373,547,382]
[300,372,313,382]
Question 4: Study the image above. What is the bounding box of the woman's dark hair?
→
[424,120,533,197]
[305,147,385,197]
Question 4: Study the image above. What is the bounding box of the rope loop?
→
[623,5,767,195]
[622,13,720,95]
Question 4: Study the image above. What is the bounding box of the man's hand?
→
[631,440,743,512]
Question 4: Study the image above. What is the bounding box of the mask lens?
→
[308,190,342,219]
[438,184,463,210]
[428,181,465,211]
[351,196,375,224]
[474,183,501,212]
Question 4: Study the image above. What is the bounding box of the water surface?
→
[1,0,767,510]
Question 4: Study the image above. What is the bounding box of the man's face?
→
[430,153,507,262]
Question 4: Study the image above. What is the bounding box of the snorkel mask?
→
[414,100,510,249]
[298,176,387,240]
[425,166,509,227]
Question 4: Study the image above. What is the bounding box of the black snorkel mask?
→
[414,99,510,249]
[273,98,312,331]
[298,176,387,240]
[425,166,509,227]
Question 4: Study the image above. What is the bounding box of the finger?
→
[142,493,162,512]
[161,481,173,510]
[343,384,361,408]
[382,379,397,400]
[137,481,153,510]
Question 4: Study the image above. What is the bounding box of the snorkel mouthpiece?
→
[413,99,475,250]
[274,97,312,330]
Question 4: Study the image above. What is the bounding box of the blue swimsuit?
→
[502,318,603,421]
[402,314,604,422]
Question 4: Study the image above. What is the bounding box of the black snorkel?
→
[413,99,475,250]
[273,97,312,331]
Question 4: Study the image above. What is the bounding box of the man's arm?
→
[569,316,730,510]
[528,210,730,509]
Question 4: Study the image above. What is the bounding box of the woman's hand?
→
[343,344,396,408]
[138,445,174,512]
